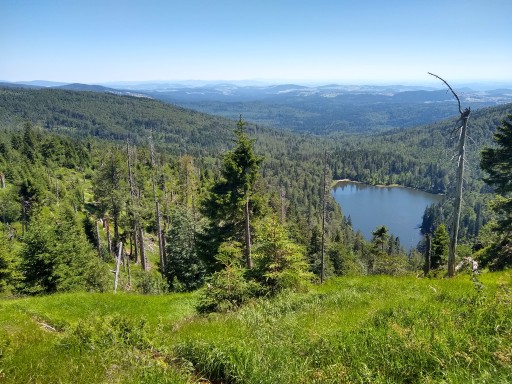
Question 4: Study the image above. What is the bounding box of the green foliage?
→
[0,224,17,292]
[480,115,512,269]
[176,273,512,383]
[1,273,511,383]
[372,253,409,276]
[197,216,314,313]
[253,216,312,293]
[306,225,323,275]
[62,314,151,352]
[16,205,97,294]
[481,115,512,196]
[134,270,169,294]
[367,225,410,276]
[0,186,21,223]
[2,86,509,299]
[0,292,196,383]
[196,262,262,314]
[200,117,264,268]
[432,223,449,269]
[326,241,364,276]
[93,148,128,248]
[372,225,389,253]
[164,205,205,291]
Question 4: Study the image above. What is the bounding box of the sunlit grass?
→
[1,272,511,383]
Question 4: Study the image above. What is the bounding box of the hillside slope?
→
[1,273,510,383]
[0,87,252,156]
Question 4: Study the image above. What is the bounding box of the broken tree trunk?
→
[139,227,147,271]
[96,219,102,258]
[320,150,327,284]
[114,242,123,293]
[104,218,112,255]
[149,138,166,275]
[126,140,140,265]
[428,72,470,277]
[448,111,469,277]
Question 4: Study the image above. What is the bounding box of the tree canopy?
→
[480,115,512,269]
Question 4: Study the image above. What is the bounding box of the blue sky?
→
[1,0,511,85]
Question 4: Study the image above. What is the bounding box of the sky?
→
[1,0,511,85]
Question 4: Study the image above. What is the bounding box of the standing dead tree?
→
[149,137,165,275]
[320,151,328,283]
[428,72,471,277]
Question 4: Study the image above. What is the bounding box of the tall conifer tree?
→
[201,116,263,269]
[480,115,512,268]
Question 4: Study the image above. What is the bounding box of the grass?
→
[1,272,511,383]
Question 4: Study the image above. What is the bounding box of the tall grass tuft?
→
[1,272,511,383]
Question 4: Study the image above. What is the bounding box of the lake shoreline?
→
[332,179,445,196]
[331,180,444,248]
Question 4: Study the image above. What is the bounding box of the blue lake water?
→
[332,181,443,249]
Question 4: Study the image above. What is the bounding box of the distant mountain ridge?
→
[101,82,511,133]
[54,83,117,92]
[2,80,512,134]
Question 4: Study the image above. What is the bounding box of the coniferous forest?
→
[0,85,511,383]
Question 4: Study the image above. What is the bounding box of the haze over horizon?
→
[1,0,511,86]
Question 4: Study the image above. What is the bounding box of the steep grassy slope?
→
[1,272,510,383]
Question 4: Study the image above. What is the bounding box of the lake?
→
[332,181,443,249]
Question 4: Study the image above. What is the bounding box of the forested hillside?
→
[126,83,512,134]
[1,85,511,383]
[1,86,510,300]
[0,87,238,155]
[1,87,376,300]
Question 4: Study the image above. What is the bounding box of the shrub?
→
[134,270,169,294]
[196,265,262,313]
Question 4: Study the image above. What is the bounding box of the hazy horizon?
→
[4,78,512,91]
[2,1,511,86]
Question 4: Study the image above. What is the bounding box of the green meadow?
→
[1,272,510,383]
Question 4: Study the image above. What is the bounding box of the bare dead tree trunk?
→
[114,242,123,293]
[104,218,112,255]
[448,113,469,276]
[96,219,102,258]
[320,151,327,283]
[428,72,470,277]
[139,227,147,271]
[126,140,138,267]
[244,195,253,269]
[149,138,165,274]
[133,229,139,264]
[0,172,5,189]
[126,251,132,289]
[161,171,170,230]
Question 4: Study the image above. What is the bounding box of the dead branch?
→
[428,72,462,114]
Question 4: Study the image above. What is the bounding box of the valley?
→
[0,82,511,383]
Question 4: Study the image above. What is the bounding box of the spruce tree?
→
[431,223,449,269]
[93,149,128,255]
[165,205,205,291]
[480,115,512,268]
[201,116,263,269]
[17,205,96,294]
